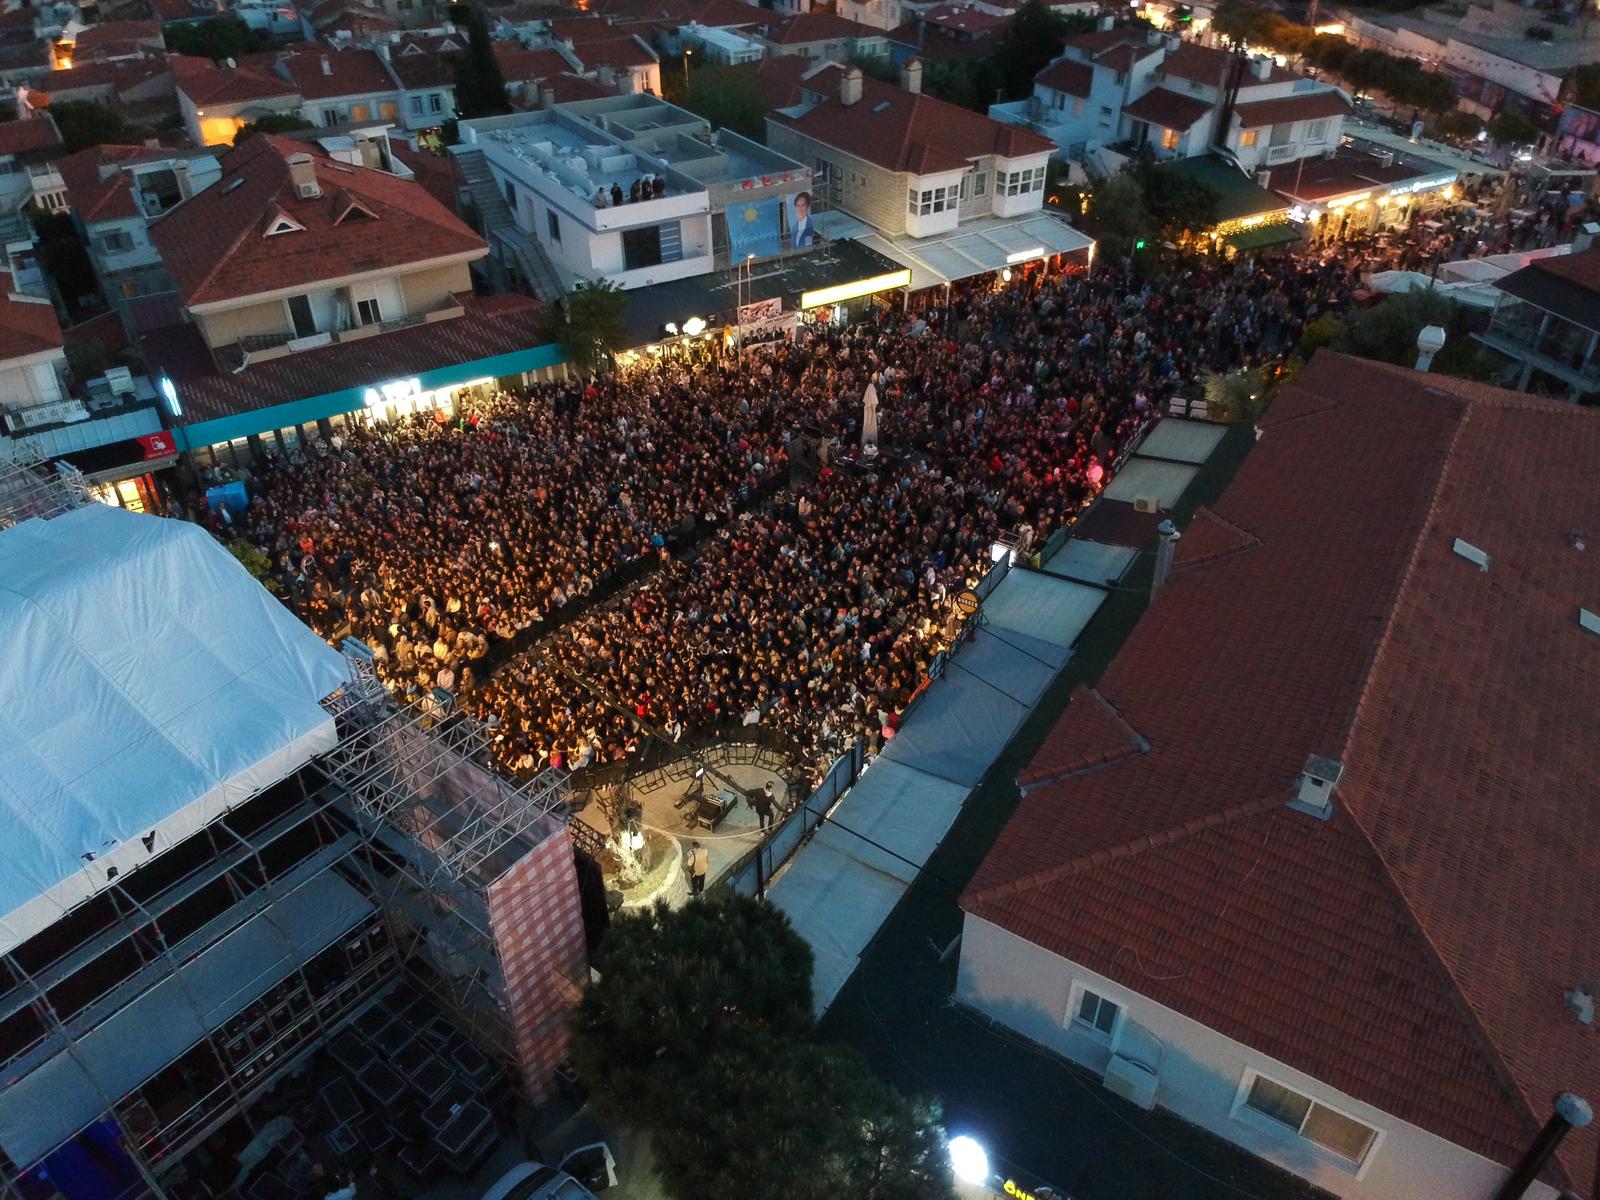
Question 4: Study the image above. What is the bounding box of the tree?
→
[545,279,630,375]
[990,1,1096,102]
[162,15,264,61]
[1435,109,1483,141]
[569,895,815,1124]
[1571,63,1600,112]
[233,113,314,144]
[449,3,509,119]
[28,210,98,309]
[1331,288,1491,379]
[1133,156,1218,238]
[1211,0,1271,49]
[1487,109,1540,147]
[682,63,769,141]
[49,101,132,154]
[1202,366,1272,423]
[1084,172,1151,258]
[570,895,954,1200]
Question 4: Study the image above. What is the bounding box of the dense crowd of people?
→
[212,250,1360,783]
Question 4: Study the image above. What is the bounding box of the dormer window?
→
[332,188,378,224]
[264,213,304,236]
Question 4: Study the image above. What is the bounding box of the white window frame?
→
[99,228,135,254]
[1306,118,1330,143]
[409,95,424,116]
[1231,1070,1383,1176]
[356,295,382,326]
[428,92,443,114]
[1066,982,1122,1042]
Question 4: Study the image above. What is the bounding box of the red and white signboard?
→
[138,431,176,460]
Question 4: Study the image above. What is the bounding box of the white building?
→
[958,350,1600,1200]
[456,94,811,292]
[767,63,1092,290]
[991,22,1348,169]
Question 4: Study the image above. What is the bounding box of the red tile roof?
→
[493,43,577,83]
[37,55,173,102]
[266,47,396,101]
[142,291,543,423]
[763,10,880,44]
[171,54,298,106]
[1493,248,1600,333]
[59,143,219,222]
[965,351,1600,1189]
[1034,57,1093,98]
[1122,85,1211,131]
[587,0,758,27]
[149,0,224,23]
[73,19,162,48]
[0,114,62,158]
[727,55,832,111]
[149,134,485,307]
[1232,88,1350,129]
[0,271,64,361]
[562,32,658,70]
[1265,144,1446,203]
[772,71,1052,176]
[921,4,1008,33]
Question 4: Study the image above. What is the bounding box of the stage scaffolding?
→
[0,454,91,531]
[0,655,575,1200]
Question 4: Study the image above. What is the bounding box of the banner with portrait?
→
[786,190,816,251]
[726,198,782,261]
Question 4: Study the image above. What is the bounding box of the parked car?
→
[481,1144,619,1200]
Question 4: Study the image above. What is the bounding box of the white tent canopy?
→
[863,214,1095,291]
[0,505,350,954]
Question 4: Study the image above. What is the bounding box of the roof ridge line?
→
[1016,685,1150,792]
[1170,504,1262,575]
[967,791,1289,909]
[1328,397,1556,1176]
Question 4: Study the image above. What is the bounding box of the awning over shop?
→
[861,213,1096,291]
[1223,222,1304,252]
[0,873,373,1169]
[55,432,178,483]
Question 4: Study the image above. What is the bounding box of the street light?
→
[948,1136,989,1186]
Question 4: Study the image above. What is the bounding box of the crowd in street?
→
[216,250,1359,783]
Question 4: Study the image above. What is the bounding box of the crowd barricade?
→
[720,739,865,899]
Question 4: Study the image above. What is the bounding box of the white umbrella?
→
[1368,270,1440,295]
[861,382,879,456]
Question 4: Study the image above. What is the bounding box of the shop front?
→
[66,431,180,515]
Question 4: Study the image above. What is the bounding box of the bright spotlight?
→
[948,1136,988,1185]
[682,316,708,336]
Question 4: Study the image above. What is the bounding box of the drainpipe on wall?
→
[1490,1093,1591,1200]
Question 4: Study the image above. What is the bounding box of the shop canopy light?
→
[799,269,912,310]
[948,1136,989,1185]
[1005,247,1045,264]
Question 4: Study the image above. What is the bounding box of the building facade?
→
[458,94,811,291]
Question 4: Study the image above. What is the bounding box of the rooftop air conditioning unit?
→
[1133,496,1159,514]
[1103,1053,1159,1110]
[1255,169,1272,188]
[296,180,320,199]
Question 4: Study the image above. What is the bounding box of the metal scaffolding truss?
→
[320,700,569,893]
[0,455,90,531]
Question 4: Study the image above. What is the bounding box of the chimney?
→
[1250,54,1271,80]
[1290,754,1343,820]
[374,41,390,62]
[1567,986,1596,1026]
[1571,220,1598,253]
[540,82,557,109]
[900,58,921,94]
[840,65,863,106]
[1415,325,1446,372]
[1151,518,1180,592]
[1096,12,1113,30]
[1490,1094,1592,1200]
[321,54,332,75]
[913,9,924,47]
[223,56,236,68]
[286,152,320,198]
[1146,27,1160,44]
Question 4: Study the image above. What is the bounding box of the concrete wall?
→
[0,351,65,408]
[768,123,913,234]
[955,913,1557,1200]
[397,260,473,312]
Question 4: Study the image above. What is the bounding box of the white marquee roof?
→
[0,505,349,953]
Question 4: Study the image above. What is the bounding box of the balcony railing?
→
[1265,143,1299,165]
